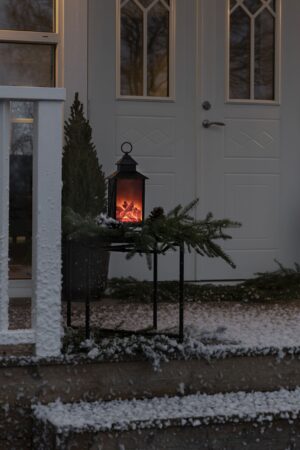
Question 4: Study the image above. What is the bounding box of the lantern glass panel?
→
[116,178,143,223]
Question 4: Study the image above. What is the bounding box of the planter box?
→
[62,239,110,301]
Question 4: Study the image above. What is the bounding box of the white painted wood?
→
[8,280,32,299]
[0,87,65,354]
[32,99,65,357]
[279,0,300,267]
[89,0,300,281]
[56,0,65,88]
[0,330,35,345]
[0,101,10,331]
[0,30,59,44]
[195,0,284,280]
[64,0,88,113]
[89,0,197,280]
[0,86,66,101]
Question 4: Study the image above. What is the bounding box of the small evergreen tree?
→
[62,93,106,224]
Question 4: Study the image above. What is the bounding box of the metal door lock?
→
[202,101,211,111]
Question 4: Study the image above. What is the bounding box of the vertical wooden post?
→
[0,101,10,331]
[32,100,64,357]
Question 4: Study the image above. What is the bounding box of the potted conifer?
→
[62,93,109,300]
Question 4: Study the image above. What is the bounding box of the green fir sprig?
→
[63,199,241,269]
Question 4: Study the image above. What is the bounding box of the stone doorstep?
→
[2,354,300,449]
[32,389,300,450]
[32,421,300,450]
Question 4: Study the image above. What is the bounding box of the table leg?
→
[153,249,158,329]
[85,248,91,340]
[66,240,72,327]
[179,244,184,342]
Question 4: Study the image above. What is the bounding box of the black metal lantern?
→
[108,142,148,224]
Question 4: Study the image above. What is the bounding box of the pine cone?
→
[148,207,165,221]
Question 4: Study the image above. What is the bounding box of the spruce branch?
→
[64,199,241,270]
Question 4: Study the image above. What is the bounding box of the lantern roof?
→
[108,142,148,179]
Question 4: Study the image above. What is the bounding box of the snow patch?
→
[33,388,300,433]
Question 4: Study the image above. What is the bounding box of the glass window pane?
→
[121,0,143,96]
[0,43,55,87]
[138,0,154,8]
[0,0,54,32]
[9,120,33,280]
[230,7,251,99]
[11,102,34,120]
[147,1,169,96]
[243,0,262,15]
[269,0,276,12]
[255,9,275,100]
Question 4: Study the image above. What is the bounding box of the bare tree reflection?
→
[147,3,169,96]
[121,0,169,97]
[4,0,53,32]
[254,10,275,100]
[230,7,251,99]
[230,3,275,100]
[121,1,143,95]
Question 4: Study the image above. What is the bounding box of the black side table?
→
[65,240,185,342]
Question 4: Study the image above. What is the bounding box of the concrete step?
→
[2,351,300,448]
[33,388,300,450]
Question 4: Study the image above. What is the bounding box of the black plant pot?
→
[62,238,110,301]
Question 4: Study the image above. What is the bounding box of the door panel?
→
[197,0,281,279]
[89,0,197,280]
[89,0,300,281]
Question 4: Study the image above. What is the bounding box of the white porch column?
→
[32,99,65,357]
[0,101,10,331]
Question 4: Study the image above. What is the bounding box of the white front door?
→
[89,0,197,280]
[89,0,300,281]
[196,0,293,280]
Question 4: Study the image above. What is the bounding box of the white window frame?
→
[116,0,176,101]
[225,0,281,105]
[0,0,64,88]
[0,1,65,295]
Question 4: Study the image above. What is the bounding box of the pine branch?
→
[64,199,241,270]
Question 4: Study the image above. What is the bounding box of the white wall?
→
[63,0,88,114]
[279,0,300,267]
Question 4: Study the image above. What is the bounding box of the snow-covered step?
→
[33,388,300,450]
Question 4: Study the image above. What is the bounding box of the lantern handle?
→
[121,142,133,154]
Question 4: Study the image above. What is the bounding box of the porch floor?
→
[6,297,300,357]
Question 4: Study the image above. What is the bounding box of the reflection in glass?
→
[230,7,251,99]
[9,116,33,280]
[243,0,262,15]
[0,43,55,87]
[11,102,34,120]
[255,9,275,100]
[138,0,154,8]
[147,2,169,96]
[270,0,276,12]
[0,0,54,32]
[121,0,143,96]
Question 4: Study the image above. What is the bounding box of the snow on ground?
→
[8,299,300,360]
[33,387,300,432]
[68,300,300,349]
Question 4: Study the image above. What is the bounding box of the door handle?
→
[202,120,226,129]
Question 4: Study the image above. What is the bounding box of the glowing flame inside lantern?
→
[116,179,143,223]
